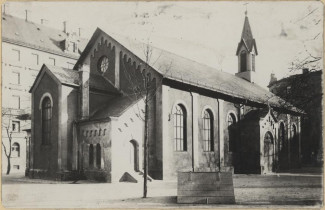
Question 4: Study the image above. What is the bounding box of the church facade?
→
[29,15,303,182]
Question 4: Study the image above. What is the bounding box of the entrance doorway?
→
[264,131,274,173]
[129,140,139,172]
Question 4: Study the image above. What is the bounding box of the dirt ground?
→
[1,168,323,208]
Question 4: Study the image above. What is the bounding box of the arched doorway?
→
[129,140,139,172]
[264,131,274,173]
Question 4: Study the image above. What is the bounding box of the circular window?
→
[98,56,109,73]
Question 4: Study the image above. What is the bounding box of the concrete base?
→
[177,171,235,204]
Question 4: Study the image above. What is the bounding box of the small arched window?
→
[12,142,20,158]
[203,110,214,152]
[240,51,247,72]
[174,104,187,151]
[89,144,94,168]
[42,97,52,145]
[96,144,101,169]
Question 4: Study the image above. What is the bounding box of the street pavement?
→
[1,168,323,208]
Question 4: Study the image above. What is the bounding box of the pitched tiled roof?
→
[89,73,120,94]
[2,14,88,58]
[92,94,143,119]
[85,29,301,114]
[45,65,80,86]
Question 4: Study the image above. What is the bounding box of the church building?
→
[29,14,303,182]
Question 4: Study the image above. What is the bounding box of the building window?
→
[13,165,20,170]
[42,97,52,145]
[12,72,20,85]
[49,57,56,66]
[12,49,20,61]
[279,122,285,151]
[228,113,237,152]
[12,121,20,132]
[174,104,187,151]
[11,142,20,157]
[96,144,101,169]
[240,51,247,72]
[12,95,20,109]
[89,144,94,168]
[32,53,39,65]
[203,109,214,152]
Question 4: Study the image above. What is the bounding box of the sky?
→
[4,1,323,88]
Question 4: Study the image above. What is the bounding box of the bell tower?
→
[235,10,258,83]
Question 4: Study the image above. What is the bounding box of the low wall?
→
[177,171,235,204]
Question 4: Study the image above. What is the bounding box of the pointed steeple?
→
[235,12,258,83]
[236,15,257,55]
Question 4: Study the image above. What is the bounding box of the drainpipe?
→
[190,92,199,172]
[217,99,221,171]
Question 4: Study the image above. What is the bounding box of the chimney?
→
[63,21,69,34]
[78,64,90,120]
[302,68,309,74]
[3,4,6,15]
[78,27,82,37]
[269,73,277,85]
[25,10,30,22]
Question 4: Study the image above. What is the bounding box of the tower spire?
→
[244,2,248,16]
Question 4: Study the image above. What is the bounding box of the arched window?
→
[203,110,214,151]
[240,51,247,72]
[228,113,237,152]
[11,142,20,158]
[279,122,285,150]
[292,124,297,139]
[174,104,187,151]
[42,97,52,145]
[96,144,101,169]
[89,144,94,168]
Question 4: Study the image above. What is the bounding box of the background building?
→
[268,69,323,166]
[1,10,87,174]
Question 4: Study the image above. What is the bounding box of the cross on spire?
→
[244,3,249,16]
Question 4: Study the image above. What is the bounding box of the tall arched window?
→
[89,144,94,168]
[203,110,214,152]
[42,97,52,145]
[174,104,187,151]
[11,142,20,158]
[96,144,101,169]
[240,51,247,72]
[228,113,237,152]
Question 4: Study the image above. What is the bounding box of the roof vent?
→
[14,32,19,36]
[37,27,40,31]
[2,17,6,20]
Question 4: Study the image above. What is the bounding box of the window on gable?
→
[240,51,247,72]
[12,121,20,132]
[48,57,56,66]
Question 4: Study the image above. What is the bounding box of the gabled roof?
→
[2,14,88,59]
[29,65,80,92]
[75,28,302,114]
[236,16,258,55]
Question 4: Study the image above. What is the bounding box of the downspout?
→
[190,92,194,172]
[217,99,221,172]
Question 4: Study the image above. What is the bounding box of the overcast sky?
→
[4,1,323,88]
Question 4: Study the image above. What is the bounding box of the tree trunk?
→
[6,156,11,175]
[143,102,149,198]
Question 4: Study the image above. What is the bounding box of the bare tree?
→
[2,108,31,175]
[121,38,172,198]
